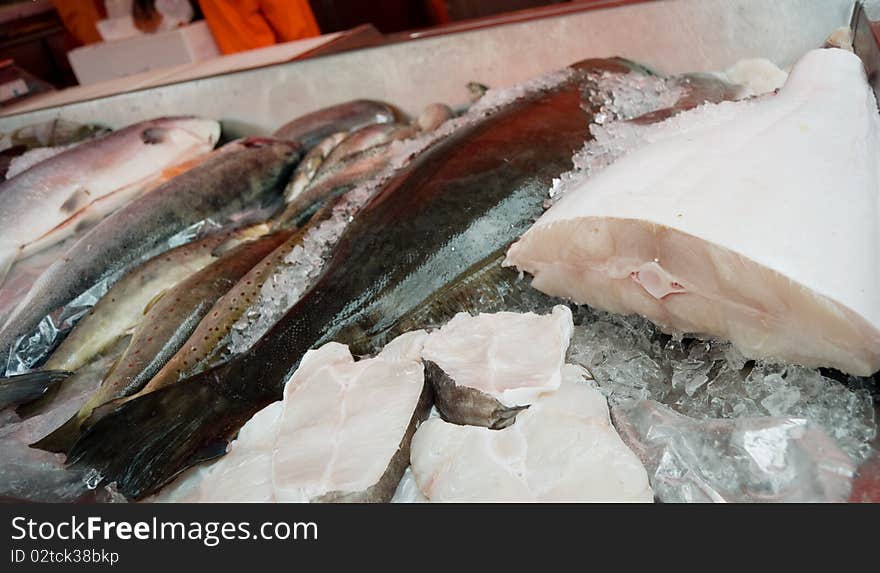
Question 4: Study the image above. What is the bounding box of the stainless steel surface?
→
[0,0,859,135]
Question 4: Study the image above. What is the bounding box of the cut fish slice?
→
[150,331,431,502]
[421,305,573,428]
[410,365,653,502]
[505,48,880,376]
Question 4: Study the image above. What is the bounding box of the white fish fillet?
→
[0,117,220,286]
[410,365,653,502]
[150,331,429,503]
[505,48,880,376]
[422,305,572,410]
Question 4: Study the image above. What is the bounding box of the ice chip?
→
[612,400,856,503]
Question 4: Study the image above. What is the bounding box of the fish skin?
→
[0,370,72,410]
[0,117,220,286]
[126,195,346,400]
[274,100,397,150]
[41,224,271,375]
[66,65,607,499]
[423,360,523,429]
[415,103,454,132]
[131,226,313,397]
[33,231,294,454]
[0,336,129,503]
[322,123,418,168]
[272,143,396,230]
[0,138,302,369]
[283,132,348,203]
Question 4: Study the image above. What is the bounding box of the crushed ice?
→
[565,306,877,465]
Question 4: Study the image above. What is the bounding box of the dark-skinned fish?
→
[0,138,302,369]
[34,230,294,453]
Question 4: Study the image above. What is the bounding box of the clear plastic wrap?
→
[611,399,856,502]
[2,220,222,376]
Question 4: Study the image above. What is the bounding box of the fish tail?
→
[30,413,83,454]
[0,247,16,290]
[66,362,270,499]
[0,370,72,410]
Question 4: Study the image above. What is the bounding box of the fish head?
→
[142,117,221,150]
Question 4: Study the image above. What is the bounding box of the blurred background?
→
[0,0,583,105]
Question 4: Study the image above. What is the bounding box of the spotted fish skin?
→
[32,230,294,454]
[42,225,266,375]
[0,138,302,368]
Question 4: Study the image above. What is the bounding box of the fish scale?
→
[66,61,616,499]
[32,230,294,454]
[0,138,302,369]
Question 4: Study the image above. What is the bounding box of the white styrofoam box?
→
[96,17,142,42]
[67,21,220,85]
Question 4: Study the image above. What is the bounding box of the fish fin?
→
[0,248,15,289]
[79,394,128,430]
[66,363,267,500]
[59,187,92,214]
[141,127,168,144]
[0,370,72,410]
[30,412,82,454]
[142,289,167,316]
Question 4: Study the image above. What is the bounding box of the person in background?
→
[198,0,321,54]
[51,0,106,45]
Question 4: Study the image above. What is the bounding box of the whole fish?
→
[34,230,294,453]
[0,117,220,285]
[43,224,271,373]
[0,138,302,368]
[274,100,397,149]
[272,136,407,229]
[283,132,348,203]
[119,202,342,402]
[322,123,418,167]
[0,145,224,334]
[67,60,626,498]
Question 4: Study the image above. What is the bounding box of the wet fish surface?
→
[422,305,572,428]
[274,100,397,149]
[66,63,602,498]
[34,230,294,453]
[0,138,302,370]
[0,117,220,285]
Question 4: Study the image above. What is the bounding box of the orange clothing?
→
[199,0,320,55]
[51,0,106,45]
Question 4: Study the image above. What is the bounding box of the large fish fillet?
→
[505,48,880,376]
